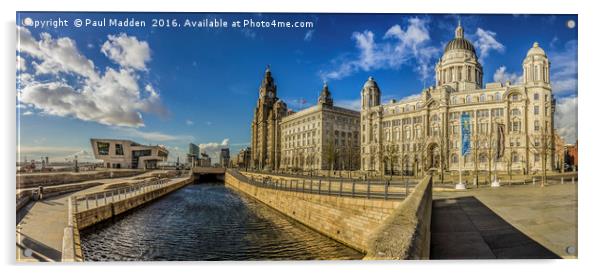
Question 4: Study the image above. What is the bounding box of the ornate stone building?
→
[360,23,556,175]
[250,67,288,170]
[280,83,360,171]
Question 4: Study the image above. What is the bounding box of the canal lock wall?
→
[224,170,433,259]
[62,176,194,261]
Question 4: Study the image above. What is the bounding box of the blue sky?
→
[16,13,578,162]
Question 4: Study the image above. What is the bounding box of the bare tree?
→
[529,132,554,187]
[324,137,337,177]
[471,133,484,187]
[482,129,497,184]
[382,142,399,179]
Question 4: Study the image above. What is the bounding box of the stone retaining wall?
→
[225,170,401,253]
[365,175,433,259]
[73,177,193,230]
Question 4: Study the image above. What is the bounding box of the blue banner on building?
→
[461,112,471,156]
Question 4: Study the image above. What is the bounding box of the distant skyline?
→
[16,13,578,162]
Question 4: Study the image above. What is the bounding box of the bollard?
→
[561,177,564,184]
[86,196,89,210]
[318,180,321,195]
[302,180,305,193]
[572,177,575,184]
[339,181,343,196]
[367,180,371,199]
[352,180,356,197]
[104,192,107,205]
[533,177,536,185]
[384,183,389,200]
[328,180,332,195]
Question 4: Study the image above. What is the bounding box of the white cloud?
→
[334,98,361,111]
[17,56,27,71]
[493,66,522,84]
[101,33,151,70]
[471,28,505,59]
[304,29,315,41]
[16,27,165,128]
[199,139,230,160]
[17,27,99,81]
[549,40,577,96]
[185,119,194,126]
[116,127,194,142]
[22,110,34,116]
[320,17,439,83]
[554,96,577,144]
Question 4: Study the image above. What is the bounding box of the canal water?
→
[80,183,363,261]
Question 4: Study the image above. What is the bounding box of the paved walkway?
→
[16,171,167,262]
[432,183,577,259]
[430,196,559,259]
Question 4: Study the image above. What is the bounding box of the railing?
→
[232,170,412,200]
[71,178,171,213]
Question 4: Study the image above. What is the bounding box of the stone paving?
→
[432,183,577,259]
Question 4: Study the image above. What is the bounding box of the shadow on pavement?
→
[430,196,560,259]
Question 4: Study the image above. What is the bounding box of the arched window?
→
[479,153,488,163]
[451,154,458,164]
[466,95,472,103]
[480,94,486,102]
[495,92,501,101]
[451,96,457,105]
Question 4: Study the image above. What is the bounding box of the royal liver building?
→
[360,23,555,175]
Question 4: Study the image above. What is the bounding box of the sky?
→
[16,13,578,163]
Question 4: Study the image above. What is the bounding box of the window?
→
[534,120,540,131]
[495,92,501,101]
[534,93,539,100]
[492,108,504,117]
[115,144,124,155]
[479,153,487,163]
[511,94,520,101]
[480,94,486,102]
[451,96,457,105]
[534,106,540,115]
[511,108,521,116]
[512,121,521,132]
[451,154,458,163]
[466,95,472,103]
[534,154,540,162]
[97,142,110,155]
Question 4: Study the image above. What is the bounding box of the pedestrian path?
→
[430,196,560,259]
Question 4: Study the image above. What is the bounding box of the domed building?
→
[360,22,556,177]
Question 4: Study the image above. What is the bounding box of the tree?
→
[529,132,554,187]
[382,142,399,179]
[471,133,483,187]
[324,137,337,177]
[482,128,497,184]
[502,146,517,181]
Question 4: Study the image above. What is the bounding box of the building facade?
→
[250,67,288,170]
[235,147,251,169]
[220,148,231,168]
[280,84,361,171]
[90,138,169,169]
[360,23,556,175]
[187,143,200,167]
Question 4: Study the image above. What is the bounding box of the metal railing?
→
[231,170,411,200]
[71,178,171,213]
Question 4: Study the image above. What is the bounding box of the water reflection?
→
[80,183,363,261]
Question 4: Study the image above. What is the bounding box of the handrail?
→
[71,178,172,213]
[230,170,411,201]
